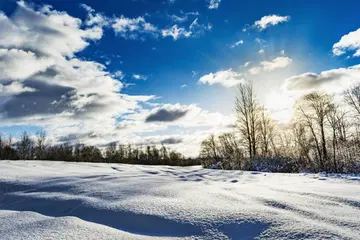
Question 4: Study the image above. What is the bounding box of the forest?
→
[200,83,360,173]
[0,132,200,166]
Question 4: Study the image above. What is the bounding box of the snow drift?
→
[0,161,359,239]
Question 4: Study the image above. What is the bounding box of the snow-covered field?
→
[0,161,359,240]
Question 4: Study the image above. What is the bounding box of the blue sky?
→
[1,0,360,155]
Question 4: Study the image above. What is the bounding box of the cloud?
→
[167,11,199,23]
[254,14,290,30]
[181,84,188,88]
[0,48,54,80]
[249,57,292,75]
[0,1,233,157]
[0,81,35,96]
[199,69,244,88]
[244,62,252,67]
[160,137,182,145]
[112,15,158,39]
[162,18,211,40]
[258,49,265,54]
[111,71,125,80]
[162,25,191,40]
[168,14,188,23]
[284,64,360,93]
[0,1,154,133]
[0,2,102,59]
[332,28,360,57]
[145,106,188,122]
[208,0,222,9]
[230,40,244,48]
[132,74,147,80]
[80,4,109,27]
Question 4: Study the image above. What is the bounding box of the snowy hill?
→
[0,161,359,239]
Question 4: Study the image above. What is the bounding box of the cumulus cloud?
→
[0,1,232,157]
[161,137,183,145]
[208,0,222,9]
[0,81,35,96]
[284,64,360,93]
[0,2,102,59]
[199,69,244,88]
[254,14,290,30]
[249,57,292,75]
[145,107,188,122]
[0,1,153,133]
[0,48,54,80]
[333,28,360,57]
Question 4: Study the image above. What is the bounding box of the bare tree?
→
[345,83,360,117]
[297,92,333,171]
[258,107,275,157]
[35,131,47,160]
[17,131,34,160]
[235,83,259,158]
[200,134,219,160]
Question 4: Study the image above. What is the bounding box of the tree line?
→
[0,132,200,166]
[200,83,360,173]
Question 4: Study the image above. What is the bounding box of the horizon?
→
[1,0,360,157]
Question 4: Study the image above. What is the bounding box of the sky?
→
[0,0,360,156]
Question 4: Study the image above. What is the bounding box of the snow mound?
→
[0,161,359,239]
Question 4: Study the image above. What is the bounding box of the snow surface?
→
[0,161,359,239]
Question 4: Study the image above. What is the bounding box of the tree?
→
[297,92,333,171]
[17,131,34,160]
[345,83,360,118]
[258,107,275,157]
[235,83,259,158]
[35,131,47,160]
[105,142,117,162]
[200,134,219,160]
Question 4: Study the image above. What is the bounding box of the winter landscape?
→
[2,0,360,239]
[1,160,359,240]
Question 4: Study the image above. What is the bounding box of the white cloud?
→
[254,14,290,30]
[258,49,265,54]
[249,57,292,75]
[333,28,360,57]
[112,16,158,39]
[111,71,125,80]
[0,82,36,96]
[284,64,360,93]
[244,61,252,67]
[0,48,54,80]
[0,2,102,59]
[230,40,244,48]
[0,1,154,137]
[181,84,188,88]
[162,18,211,40]
[162,25,191,40]
[199,69,244,88]
[208,0,222,9]
[132,74,147,80]
[80,4,109,27]
[281,50,285,55]
[0,1,229,157]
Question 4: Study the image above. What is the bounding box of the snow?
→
[0,161,359,239]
